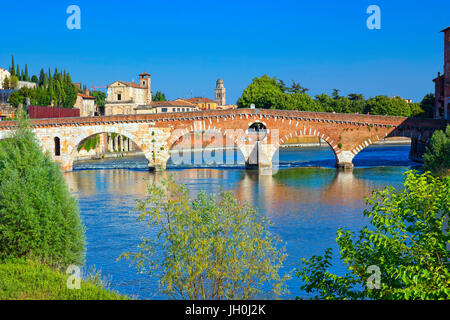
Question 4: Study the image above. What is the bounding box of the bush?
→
[0,114,85,266]
[121,177,289,299]
[296,171,449,300]
[423,125,450,177]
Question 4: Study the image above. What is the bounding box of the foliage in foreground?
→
[0,259,127,300]
[296,171,450,300]
[423,125,450,177]
[0,113,85,266]
[121,178,289,300]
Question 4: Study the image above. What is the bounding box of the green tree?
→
[237,75,285,109]
[91,91,106,107]
[409,102,425,118]
[8,87,37,108]
[9,75,18,89]
[296,171,449,300]
[24,64,30,82]
[10,55,15,76]
[364,96,411,116]
[152,91,166,102]
[39,68,47,87]
[0,112,85,266]
[423,125,450,177]
[420,93,435,118]
[121,178,289,299]
[2,76,10,90]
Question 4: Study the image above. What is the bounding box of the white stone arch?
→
[66,125,152,169]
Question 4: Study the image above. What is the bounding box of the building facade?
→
[74,91,97,117]
[185,97,218,110]
[0,68,11,89]
[135,99,199,114]
[215,78,226,106]
[104,73,152,115]
[433,27,450,120]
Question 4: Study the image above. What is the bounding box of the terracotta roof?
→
[186,97,216,104]
[139,72,151,76]
[440,26,450,32]
[108,80,146,89]
[77,93,96,99]
[150,99,197,107]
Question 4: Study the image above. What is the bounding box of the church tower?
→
[215,78,226,106]
[139,72,152,105]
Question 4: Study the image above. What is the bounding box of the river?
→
[64,143,418,299]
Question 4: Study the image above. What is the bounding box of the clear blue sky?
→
[1,0,449,103]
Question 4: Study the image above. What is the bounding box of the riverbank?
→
[0,260,128,300]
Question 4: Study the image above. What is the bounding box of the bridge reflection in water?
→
[64,148,411,299]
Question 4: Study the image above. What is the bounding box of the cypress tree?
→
[25,64,30,82]
[10,55,15,76]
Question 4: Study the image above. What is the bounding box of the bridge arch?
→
[165,126,249,168]
[267,125,340,168]
[64,127,153,171]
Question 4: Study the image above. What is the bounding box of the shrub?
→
[296,171,450,300]
[121,177,289,299]
[0,114,85,266]
[423,125,450,177]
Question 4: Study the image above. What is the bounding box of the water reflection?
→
[65,146,413,299]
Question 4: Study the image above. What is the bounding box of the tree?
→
[296,171,449,300]
[2,76,10,90]
[153,91,166,102]
[8,87,37,108]
[237,75,285,109]
[289,81,308,94]
[39,68,47,87]
[420,93,435,118]
[423,125,450,177]
[331,89,340,99]
[121,178,289,300]
[24,64,30,82]
[9,75,19,90]
[91,91,106,107]
[0,112,85,266]
[364,96,411,116]
[10,55,15,76]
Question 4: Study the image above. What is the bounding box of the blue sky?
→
[1,0,449,103]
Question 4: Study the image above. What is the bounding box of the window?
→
[162,108,167,112]
[54,137,61,156]
[118,94,122,101]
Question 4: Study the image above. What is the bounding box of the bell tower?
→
[139,72,152,104]
[215,78,226,106]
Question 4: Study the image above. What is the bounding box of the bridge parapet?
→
[0,109,448,173]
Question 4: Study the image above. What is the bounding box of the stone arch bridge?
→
[0,109,447,172]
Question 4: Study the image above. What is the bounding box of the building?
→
[185,97,218,110]
[17,81,37,89]
[215,78,226,106]
[0,68,11,89]
[104,73,152,115]
[433,26,450,120]
[0,105,15,120]
[134,99,199,114]
[74,91,97,117]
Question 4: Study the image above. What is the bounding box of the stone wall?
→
[0,109,447,172]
